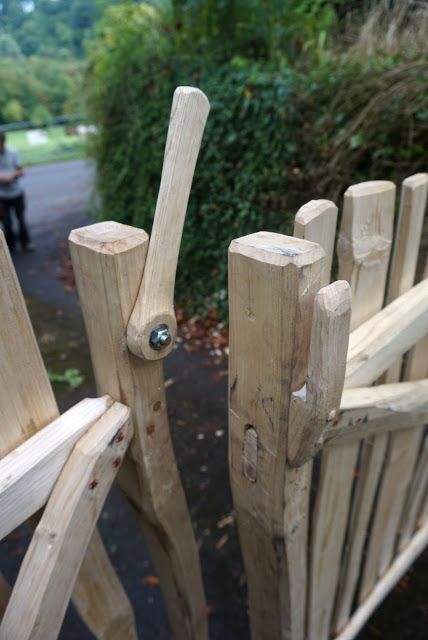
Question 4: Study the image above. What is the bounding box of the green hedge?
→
[86,3,428,315]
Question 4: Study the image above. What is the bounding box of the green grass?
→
[7,126,86,166]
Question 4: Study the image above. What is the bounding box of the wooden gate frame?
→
[229,175,428,639]
[0,87,211,640]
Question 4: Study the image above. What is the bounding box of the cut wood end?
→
[315,280,351,316]
[402,173,428,189]
[344,180,396,198]
[230,231,325,267]
[69,222,148,255]
[294,199,337,228]
[173,86,210,120]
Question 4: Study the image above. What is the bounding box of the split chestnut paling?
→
[0,88,427,640]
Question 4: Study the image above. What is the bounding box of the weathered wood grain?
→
[312,181,394,639]
[0,402,132,640]
[229,231,324,640]
[0,397,112,540]
[127,87,210,361]
[70,221,207,640]
[0,231,137,639]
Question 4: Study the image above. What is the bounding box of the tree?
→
[0,32,23,57]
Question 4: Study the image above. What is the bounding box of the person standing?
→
[0,131,34,252]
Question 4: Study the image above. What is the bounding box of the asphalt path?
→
[12,159,95,306]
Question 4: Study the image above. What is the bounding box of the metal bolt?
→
[149,324,172,351]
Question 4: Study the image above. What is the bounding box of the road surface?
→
[13,159,95,305]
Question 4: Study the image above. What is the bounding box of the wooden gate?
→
[0,82,427,639]
[0,87,210,640]
[229,175,428,639]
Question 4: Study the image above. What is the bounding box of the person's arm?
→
[12,151,24,180]
[0,172,14,183]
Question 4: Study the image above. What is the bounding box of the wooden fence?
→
[0,85,427,639]
[229,176,428,640]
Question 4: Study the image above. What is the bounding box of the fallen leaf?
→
[217,514,234,529]
[143,575,160,587]
[215,533,229,550]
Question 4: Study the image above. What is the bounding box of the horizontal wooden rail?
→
[345,278,428,387]
[324,380,428,447]
[334,519,428,640]
[0,397,113,541]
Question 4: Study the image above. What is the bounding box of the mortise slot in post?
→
[243,426,258,482]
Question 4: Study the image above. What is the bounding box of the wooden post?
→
[360,175,428,592]
[69,221,207,640]
[294,200,337,287]
[0,232,137,639]
[383,173,428,382]
[229,231,325,640]
[310,181,395,638]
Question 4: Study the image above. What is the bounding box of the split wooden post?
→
[0,402,133,640]
[291,201,348,466]
[0,232,137,639]
[293,200,338,287]
[229,231,349,639]
[309,181,395,638]
[383,173,428,382]
[69,221,207,640]
[286,201,343,640]
[229,232,323,640]
[404,259,428,381]
[360,174,428,592]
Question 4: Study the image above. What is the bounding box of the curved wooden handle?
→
[127,87,210,360]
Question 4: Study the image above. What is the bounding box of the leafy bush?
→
[86,2,428,316]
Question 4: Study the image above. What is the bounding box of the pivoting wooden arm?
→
[127,86,210,360]
[288,280,351,467]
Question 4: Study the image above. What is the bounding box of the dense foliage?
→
[0,0,117,123]
[84,2,427,313]
[0,57,82,124]
[0,0,120,58]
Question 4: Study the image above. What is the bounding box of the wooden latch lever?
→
[288,280,351,467]
[127,86,210,360]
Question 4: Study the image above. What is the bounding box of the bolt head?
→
[149,324,172,351]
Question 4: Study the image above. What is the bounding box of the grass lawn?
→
[7,126,86,166]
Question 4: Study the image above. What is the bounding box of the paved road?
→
[25,158,95,236]
[13,159,95,305]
